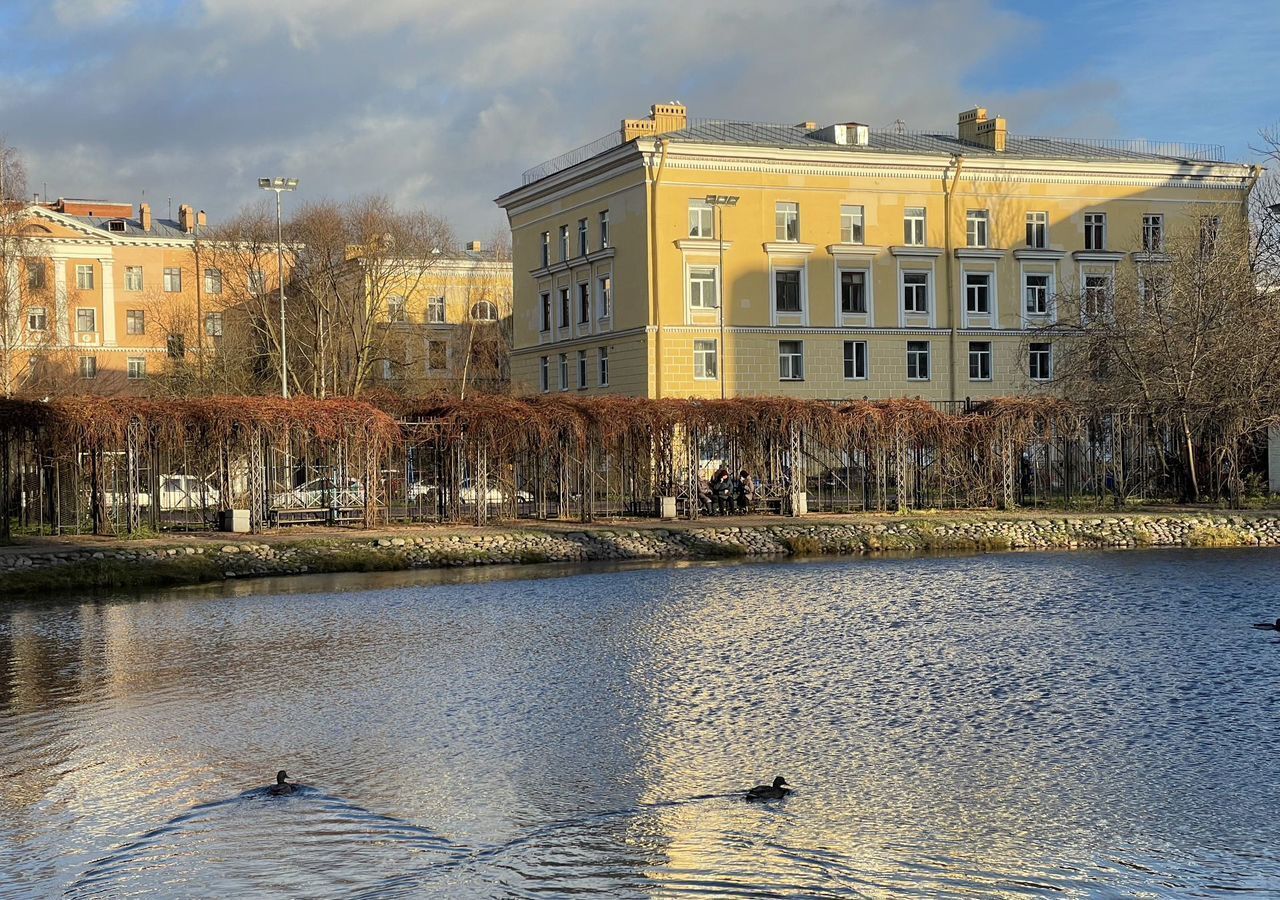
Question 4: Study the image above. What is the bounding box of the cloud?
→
[7,0,1262,239]
[52,0,137,26]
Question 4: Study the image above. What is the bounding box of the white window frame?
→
[964,271,991,316]
[76,307,97,333]
[204,312,223,337]
[968,341,992,381]
[597,275,612,319]
[78,355,97,379]
[558,353,569,391]
[843,340,867,380]
[125,266,143,292]
[599,210,609,249]
[778,340,804,381]
[471,299,498,322]
[1142,214,1164,253]
[249,269,266,293]
[127,356,146,380]
[427,339,449,372]
[163,267,182,292]
[387,295,407,323]
[1083,273,1113,321]
[539,356,549,392]
[558,225,569,260]
[775,202,799,242]
[577,349,588,389]
[839,270,867,315]
[427,295,446,324]
[693,339,718,380]
[598,346,609,386]
[126,308,146,335]
[688,266,719,311]
[539,291,551,332]
[577,282,590,325]
[688,200,714,238]
[1084,212,1106,251]
[904,207,926,246]
[1029,342,1053,381]
[840,205,864,244]
[76,264,94,290]
[204,268,222,294]
[1026,211,1048,249]
[27,307,47,331]
[540,231,550,268]
[906,340,931,381]
[902,271,930,316]
[773,267,804,315]
[558,287,570,328]
[1024,272,1051,317]
[577,218,588,257]
[965,210,989,248]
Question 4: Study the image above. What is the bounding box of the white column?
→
[52,257,69,344]
[99,257,117,346]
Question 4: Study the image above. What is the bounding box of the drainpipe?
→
[942,153,965,402]
[648,137,670,398]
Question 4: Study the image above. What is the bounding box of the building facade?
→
[497,104,1256,399]
[1,198,228,395]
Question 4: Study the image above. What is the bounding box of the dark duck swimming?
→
[745,776,791,801]
[269,770,298,796]
[1251,617,1280,631]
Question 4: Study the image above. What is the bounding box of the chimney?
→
[797,121,818,131]
[466,240,483,251]
[139,202,152,232]
[196,209,207,229]
[958,106,1006,151]
[622,101,688,142]
[958,107,987,144]
[178,204,194,233]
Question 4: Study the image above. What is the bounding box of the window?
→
[1139,271,1170,307]
[1029,342,1052,381]
[1084,212,1106,251]
[76,308,96,333]
[107,219,126,233]
[902,271,929,315]
[1083,274,1112,319]
[599,211,609,249]
[27,262,46,290]
[204,268,222,294]
[965,210,989,248]
[779,340,804,380]
[539,356,549,392]
[578,218,588,257]
[598,346,609,386]
[27,307,47,331]
[840,205,864,244]
[577,349,588,388]
[558,225,569,260]
[204,312,223,337]
[693,339,718,380]
[127,357,146,380]
[381,359,394,381]
[76,265,94,290]
[541,231,550,268]
[688,200,714,238]
[965,272,990,315]
[428,340,448,370]
[906,340,930,380]
[249,269,266,293]
[125,266,143,291]
[775,202,799,241]
[1142,214,1164,252]
[774,269,802,313]
[1024,273,1050,315]
[904,207,926,246]
[597,275,612,318]
[840,271,867,314]
[1199,216,1220,255]
[539,292,551,332]
[126,309,145,335]
[968,341,992,381]
[471,300,498,322]
[78,356,97,379]
[558,353,569,391]
[689,267,719,309]
[163,267,182,292]
[427,295,446,324]
[843,340,867,380]
[577,283,590,323]
[559,287,570,327]
[1026,211,1048,249]
[167,333,185,359]
[387,295,407,323]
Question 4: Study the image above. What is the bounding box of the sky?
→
[0,0,1277,240]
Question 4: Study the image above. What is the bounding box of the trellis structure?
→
[0,393,1267,536]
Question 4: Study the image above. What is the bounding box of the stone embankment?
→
[3,513,1279,595]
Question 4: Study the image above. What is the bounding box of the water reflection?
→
[1,550,1279,897]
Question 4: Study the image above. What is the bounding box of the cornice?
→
[954,248,1008,260]
[762,241,816,256]
[1013,249,1067,261]
[826,243,882,258]
[1072,250,1126,262]
[890,246,944,258]
[675,239,733,252]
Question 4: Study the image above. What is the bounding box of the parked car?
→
[405,481,439,502]
[104,474,220,511]
[458,478,532,504]
[272,477,364,509]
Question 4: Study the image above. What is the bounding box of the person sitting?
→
[710,466,732,516]
[697,478,714,515]
[735,469,754,513]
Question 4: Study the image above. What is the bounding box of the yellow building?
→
[497,103,1256,400]
[2,197,225,395]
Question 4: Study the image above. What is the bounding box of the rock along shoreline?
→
[3,511,1279,598]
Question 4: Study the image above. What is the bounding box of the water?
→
[2,549,1279,898]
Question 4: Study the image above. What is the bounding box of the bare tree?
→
[0,139,43,396]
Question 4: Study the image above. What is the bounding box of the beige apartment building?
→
[496,103,1256,400]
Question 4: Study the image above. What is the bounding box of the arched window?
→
[470,300,498,322]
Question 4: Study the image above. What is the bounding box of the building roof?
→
[72,215,193,239]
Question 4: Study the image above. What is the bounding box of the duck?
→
[1251,618,1280,631]
[745,776,791,801]
[269,770,298,796]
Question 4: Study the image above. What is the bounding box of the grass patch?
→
[1,554,226,597]
[1186,525,1246,548]
[782,535,823,556]
[294,546,411,573]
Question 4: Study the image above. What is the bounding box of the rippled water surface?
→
[3,549,1280,898]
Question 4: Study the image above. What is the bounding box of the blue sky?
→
[0,0,1276,238]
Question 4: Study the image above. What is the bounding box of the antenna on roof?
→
[893,119,907,135]
[167,197,172,219]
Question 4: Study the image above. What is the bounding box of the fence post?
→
[787,423,806,517]
[248,426,266,533]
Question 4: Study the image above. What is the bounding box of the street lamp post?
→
[259,177,298,397]
[704,194,739,399]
